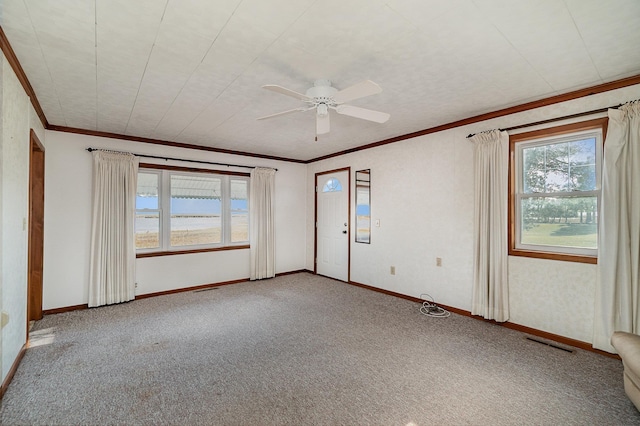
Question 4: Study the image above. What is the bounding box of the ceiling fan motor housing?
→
[306,80,338,115]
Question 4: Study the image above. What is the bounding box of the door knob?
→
[342,230,347,234]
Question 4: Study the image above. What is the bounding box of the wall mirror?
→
[355,169,371,243]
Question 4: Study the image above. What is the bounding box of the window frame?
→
[135,169,163,251]
[136,164,250,258]
[508,118,608,264]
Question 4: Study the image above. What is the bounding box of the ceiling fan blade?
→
[257,107,310,120]
[332,80,382,104]
[316,112,330,135]
[262,85,311,101]
[335,104,390,123]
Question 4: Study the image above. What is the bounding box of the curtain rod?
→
[466,103,623,138]
[86,148,277,171]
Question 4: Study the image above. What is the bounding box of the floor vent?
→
[525,337,575,353]
[193,287,218,293]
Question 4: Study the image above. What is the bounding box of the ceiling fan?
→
[257,79,390,136]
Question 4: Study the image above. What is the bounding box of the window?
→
[170,174,222,247]
[136,172,161,249]
[322,178,342,192]
[135,166,249,254]
[509,118,606,263]
[230,179,249,242]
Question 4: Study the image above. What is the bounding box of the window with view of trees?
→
[510,118,605,262]
[135,166,249,254]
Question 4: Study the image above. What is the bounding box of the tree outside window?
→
[510,118,605,263]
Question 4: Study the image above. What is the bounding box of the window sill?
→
[136,244,250,258]
[509,248,597,264]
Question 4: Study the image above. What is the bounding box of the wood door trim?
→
[28,129,45,329]
[314,167,351,282]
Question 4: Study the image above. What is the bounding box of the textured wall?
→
[306,83,640,344]
[306,128,475,310]
[508,256,596,342]
[42,131,307,310]
[1,52,36,382]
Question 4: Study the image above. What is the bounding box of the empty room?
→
[1,0,640,424]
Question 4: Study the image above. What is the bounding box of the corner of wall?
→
[0,48,31,384]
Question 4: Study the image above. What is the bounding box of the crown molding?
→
[2,24,639,164]
[48,125,307,164]
[0,26,48,128]
[306,74,640,163]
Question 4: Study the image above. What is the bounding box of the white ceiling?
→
[1,0,639,161]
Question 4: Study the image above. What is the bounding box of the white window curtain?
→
[250,167,276,280]
[593,100,640,352]
[469,130,509,322]
[88,151,139,307]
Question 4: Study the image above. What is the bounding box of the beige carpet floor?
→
[1,272,638,425]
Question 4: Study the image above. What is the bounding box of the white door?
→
[316,170,349,281]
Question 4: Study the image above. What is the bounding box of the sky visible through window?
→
[356,204,369,215]
[136,196,247,214]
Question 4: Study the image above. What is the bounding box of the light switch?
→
[375,219,380,227]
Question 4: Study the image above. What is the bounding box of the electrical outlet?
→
[436,257,442,267]
[135,282,138,288]
[390,266,396,275]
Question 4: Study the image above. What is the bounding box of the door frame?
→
[27,129,45,331]
[314,167,351,282]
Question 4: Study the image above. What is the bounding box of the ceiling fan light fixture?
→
[317,103,329,117]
